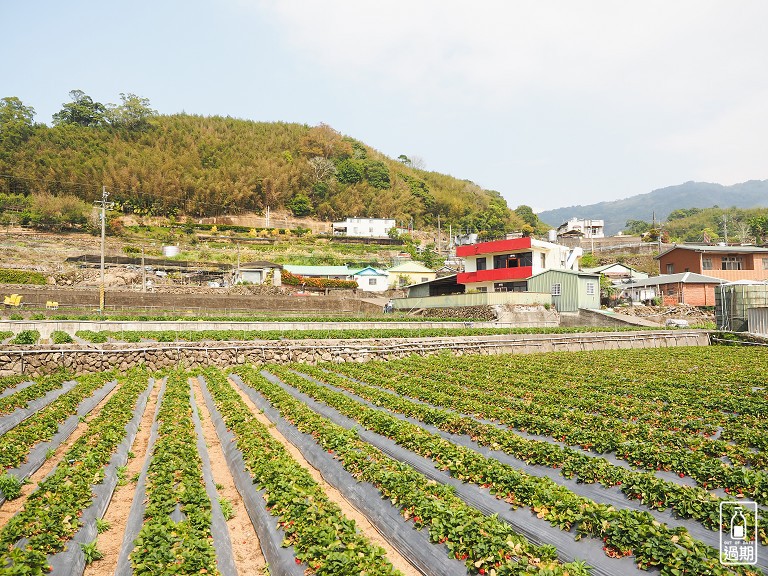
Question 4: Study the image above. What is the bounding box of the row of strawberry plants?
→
[0,372,116,471]
[401,348,768,428]
[402,348,768,447]
[341,359,768,501]
[393,352,766,460]
[233,366,590,576]
[0,375,25,395]
[264,365,759,576]
[200,368,402,576]
[0,369,149,574]
[0,370,72,415]
[298,364,768,541]
[128,371,219,575]
[73,326,653,344]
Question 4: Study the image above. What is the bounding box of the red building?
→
[455,237,579,293]
[656,245,768,282]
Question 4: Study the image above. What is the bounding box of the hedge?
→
[0,269,47,285]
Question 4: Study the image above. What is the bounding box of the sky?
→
[2,0,767,212]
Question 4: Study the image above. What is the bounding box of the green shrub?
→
[10,330,40,345]
[0,473,23,500]
[51,330,73,344]
[0,331,12,341]
[75,330,108,343]
[0,268,46,285]
[9,313,23,320]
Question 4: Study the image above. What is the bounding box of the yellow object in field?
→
[4,294,22,307]
[46,301,59,310]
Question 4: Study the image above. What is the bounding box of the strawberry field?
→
[0,345,766,575]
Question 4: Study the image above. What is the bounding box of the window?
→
[721,256,743,270]
[368,278,377,285]
[666,264,674,274]
[702,257,712,270]
[763,258,768,270]
[551,283,562,296]
[493,252,533,269]
[476,257,487,271]
[540,253,546,268]
[476,286,488,293]
[586,282,596,295]
[421,277,428,283]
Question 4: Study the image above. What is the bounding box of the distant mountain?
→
[538,180,768,235]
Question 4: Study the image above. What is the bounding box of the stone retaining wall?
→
[0,330,710,376]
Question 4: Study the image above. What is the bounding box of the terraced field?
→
[0,346,765,575]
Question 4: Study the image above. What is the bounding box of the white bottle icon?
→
[731,509,746,540]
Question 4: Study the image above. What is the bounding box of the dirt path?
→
[83,380,159,576]
[191,377,268,575]
[0,380,121,524]
[228,377,421,576]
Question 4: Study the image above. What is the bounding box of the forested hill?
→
[538,180,768,235]
[0,93,521,234]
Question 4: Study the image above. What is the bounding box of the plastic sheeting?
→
[46,378,155,576]
[115,379,167,576]
[0,379,35,399]
[189,383,238,576]
[197,375,305,576]
[0,379,117,507]
[305,369,768,575]
[0,379,78,436]
[229,372,465,576]
[259,370,666,576]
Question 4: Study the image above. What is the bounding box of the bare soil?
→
[228,378,421,576]
[83,379,159,576]
[0,379,120,524]
[191,377,267,575]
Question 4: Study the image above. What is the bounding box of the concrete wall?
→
[393,291,551,310]
[0,330,710,377]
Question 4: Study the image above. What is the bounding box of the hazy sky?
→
[2,0,766,212]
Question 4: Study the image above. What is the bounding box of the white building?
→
[557,217,605,239]
[351,266,390,292]
[333,217,396,238]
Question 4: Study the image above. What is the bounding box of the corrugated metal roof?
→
[624,272,724,287]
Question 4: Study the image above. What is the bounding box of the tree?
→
[336,159,364,184]
[624,219,651,235]
[52,90,106,127]
[105,93,157,131]
[514,205,539,228]
[307,156,336,183]
[748,216,768,243]
[397,154,411,165]
[287,193,313,216]
[299,123,352,159]
[364,161,390,189]
[0,96,35,149]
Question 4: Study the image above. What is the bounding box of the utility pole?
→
[94,186,114,314]
[722,214,728,244]
[437,214,441,256]
[265,206,270,228]
[141,246,146,293]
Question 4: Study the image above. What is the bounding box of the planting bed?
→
[0,345,765,575]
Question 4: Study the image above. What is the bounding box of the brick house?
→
[621,272,724,306]
[656,245,768,282]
